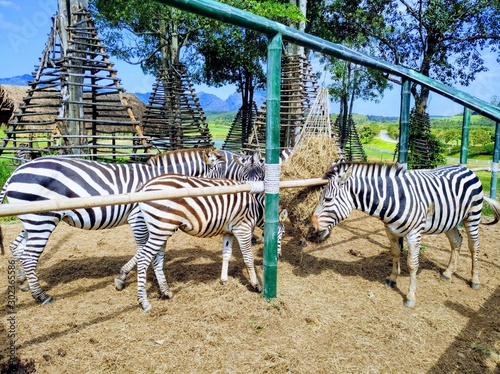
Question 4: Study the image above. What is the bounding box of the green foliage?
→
[0,161,14,190]
[386,124,399,140]
[359,125,377,144]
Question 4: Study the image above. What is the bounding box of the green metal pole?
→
[460,107,471,165]
[490,122,500,199]
[263,33,282,300]
[398,79,411,167]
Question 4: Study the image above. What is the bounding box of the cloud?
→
[0,13,21,32]
[0,1,19,9]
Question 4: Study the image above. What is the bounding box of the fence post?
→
[263,33,282,300]
[397,79,411,167]
[460,107,471,165]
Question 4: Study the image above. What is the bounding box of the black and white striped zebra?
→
[133,174,287,312]
[113,148,267,289]
[0,148,225,305]
[219,150,265,181]
[311,162,500,308]
[218,148,292,181]
[14,144,42,165]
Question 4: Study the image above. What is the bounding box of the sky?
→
[1,0,499,117]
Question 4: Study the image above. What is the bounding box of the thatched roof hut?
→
[0,84,146,128]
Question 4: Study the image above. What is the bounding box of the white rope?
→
[247,181,264,193]
[265,163,281,194]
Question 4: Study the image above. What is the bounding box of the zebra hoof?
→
[160,290,173,300]
[385,279,397,288]
[40,295,54,305]
[405,299,416,308]
[19,281,30,292]
[141,301,152,313]
[440,273,451,281]
[471,282,480,290]
[254,284,262,293]
[114,278,126,291]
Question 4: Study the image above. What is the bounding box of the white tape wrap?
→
[492,162,499,173]
[248,181,264,193]
[265,163,281,194]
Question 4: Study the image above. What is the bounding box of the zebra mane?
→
[147,148,222,165]
[323,161,405,179]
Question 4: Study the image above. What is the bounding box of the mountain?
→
[0,74,32,86]
[0,75,266,113]
[133,89,266,112]
[198,92,229,111]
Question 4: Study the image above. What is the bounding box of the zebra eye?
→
[324,197,333,203]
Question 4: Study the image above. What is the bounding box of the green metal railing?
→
[156,0,500,299]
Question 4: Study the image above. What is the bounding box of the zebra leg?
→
[463,221,481,290]
[152,246,172,299]
[115,207,148,290]
[137,228,172,312]
[10,230,28,287]
[405,232,422,308]
[220,234,234,284]
[18,219,59,305]
[115,255,137,291]
[384,227,402,288]
[441,227,463,281]
[234,229,262,293]
[136,246,158,312]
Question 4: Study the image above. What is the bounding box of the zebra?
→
[132,174,288,312]
[113,148,267,289]
[219,149,265,181]
[218,147,292,181]
[14,144,42,165]
[310,161,500,308]
[0,148,225,305]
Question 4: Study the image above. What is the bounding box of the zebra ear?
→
[338,166,352,185]
[233,154,244,167]
[203,151,210,166]
[279,209,288,222]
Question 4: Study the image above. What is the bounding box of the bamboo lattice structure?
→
[245,54,319,154]
[141,65,213,151]
[222,102,258,152]
[334,115,367,162]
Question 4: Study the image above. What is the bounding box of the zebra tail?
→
[0,226,4,255]
[482,196,500,225]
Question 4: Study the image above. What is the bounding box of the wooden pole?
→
[0,178,327,218]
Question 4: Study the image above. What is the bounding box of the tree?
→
[90,0,199,72]
[359,125,377,143]
[325,0,500,116]
[470,128,494,145]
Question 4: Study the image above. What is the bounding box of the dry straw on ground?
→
[280,135,340,242]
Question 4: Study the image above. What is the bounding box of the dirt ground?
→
[0,210,498,373]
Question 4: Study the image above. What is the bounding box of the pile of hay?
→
[280,135,340,244]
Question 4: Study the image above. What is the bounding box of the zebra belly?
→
[61,206,132,229]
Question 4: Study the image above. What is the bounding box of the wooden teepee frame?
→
[0,1,146,162]
[141,65,213,151]
[245,54,319,154]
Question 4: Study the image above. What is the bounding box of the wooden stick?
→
[0,178,328,218]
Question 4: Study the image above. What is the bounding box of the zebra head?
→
[233,151,265,181]
[311,163,354,242]
[203,150,226,178]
